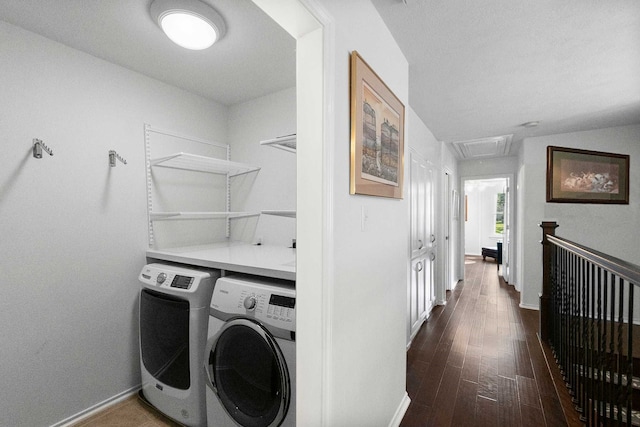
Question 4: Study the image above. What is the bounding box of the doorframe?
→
[443,169,452,291]
[251,1,334,425]
[459,173,516,288]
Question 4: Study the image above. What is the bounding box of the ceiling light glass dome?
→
[150,0,226,50]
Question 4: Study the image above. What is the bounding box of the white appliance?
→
[138,263,220,426]
[205,275,296,427]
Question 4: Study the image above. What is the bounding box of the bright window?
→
[495,192,505,234]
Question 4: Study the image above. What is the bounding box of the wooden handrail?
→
[547,235,640,287]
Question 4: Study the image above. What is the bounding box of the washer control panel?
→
[138,263,219,309]
[139,264,209,293]
[211,275,296,332]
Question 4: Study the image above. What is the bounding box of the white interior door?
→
[425,167,435,310]
[410,153,427,258]
[408,150,434,344]
[502,179,511,282]
[444,171,451,291]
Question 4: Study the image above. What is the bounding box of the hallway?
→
[401,256,568,426]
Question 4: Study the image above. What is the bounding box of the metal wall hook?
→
[32,138,53,159]
[109,150,127,167]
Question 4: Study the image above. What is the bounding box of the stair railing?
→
[540,221,640,426]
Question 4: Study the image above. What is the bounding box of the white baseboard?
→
[53,385,141,427]
[388,392,411,427]
[519,302,539,310]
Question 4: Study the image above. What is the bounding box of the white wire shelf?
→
[150,152,260,176]
[150,212,261,221]
[261,210,296,218]
[260,134,296,153]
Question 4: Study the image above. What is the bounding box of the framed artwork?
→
[350,51,405,199]
[546,146,630,204]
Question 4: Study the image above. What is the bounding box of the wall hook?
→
[32,138,53,159]
[109,150,127,167]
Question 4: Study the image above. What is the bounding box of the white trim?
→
[53,386,140,427]
[255,1,334,425]
[460,173,516,287]
[305,0,336,424]
[388,393,411,427]
[519,302,539,310]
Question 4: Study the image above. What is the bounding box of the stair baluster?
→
[540,221,640,426]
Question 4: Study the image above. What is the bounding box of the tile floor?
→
[71,394,181,427]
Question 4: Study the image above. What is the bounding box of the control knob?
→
[243,296,257,311]
[157,272,167,285]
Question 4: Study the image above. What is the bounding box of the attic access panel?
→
[450,135,513,160]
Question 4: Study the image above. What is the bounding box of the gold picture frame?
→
[350,51,405,199]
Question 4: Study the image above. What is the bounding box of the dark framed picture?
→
[350,51,405,199]
[546,146,629,204]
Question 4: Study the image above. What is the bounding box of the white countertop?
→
[146,241,296,281]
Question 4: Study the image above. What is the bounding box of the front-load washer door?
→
[205,318,290,427]
[140,289,190,390]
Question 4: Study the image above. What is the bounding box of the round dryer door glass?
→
[208,319,290,427]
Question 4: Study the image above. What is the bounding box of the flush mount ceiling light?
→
[150,0,226,50]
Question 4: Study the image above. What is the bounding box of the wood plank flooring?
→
[401,256,570,427]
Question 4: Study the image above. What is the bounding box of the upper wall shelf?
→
[150,212,261,221]
[260,134,296,153]
[151,152,260,177]
[261,210,296,218]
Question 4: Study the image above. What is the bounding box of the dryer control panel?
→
[211,275,296,333]
[138,263,219,307]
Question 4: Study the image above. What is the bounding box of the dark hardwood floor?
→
[401,256,570,427]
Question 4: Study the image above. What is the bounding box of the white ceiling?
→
[371,0,640,152]
[0,0,296,106]
[2,0,639,157]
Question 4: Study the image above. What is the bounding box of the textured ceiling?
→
[371,0,640,153]
[0,0,296,106]
[2,0,639,158]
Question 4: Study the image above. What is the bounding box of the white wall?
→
[408,107,441,161]
[0,21,231,426]
[227,87,297,247]
[441,143,461,290]
[458,156,519,177]
[316,1,410,425]
[518,124,640,309]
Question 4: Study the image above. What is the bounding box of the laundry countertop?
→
[146,241,296,281]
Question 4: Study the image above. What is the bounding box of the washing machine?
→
[138,263,220,426]
[205,274,296,427]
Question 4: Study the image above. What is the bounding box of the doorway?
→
[462,175,513,283]
[251,1,327,425]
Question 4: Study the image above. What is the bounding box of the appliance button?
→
[157,272,167,284]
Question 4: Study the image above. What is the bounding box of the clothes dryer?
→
[205,275,296,427]
[138,263,220,426]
